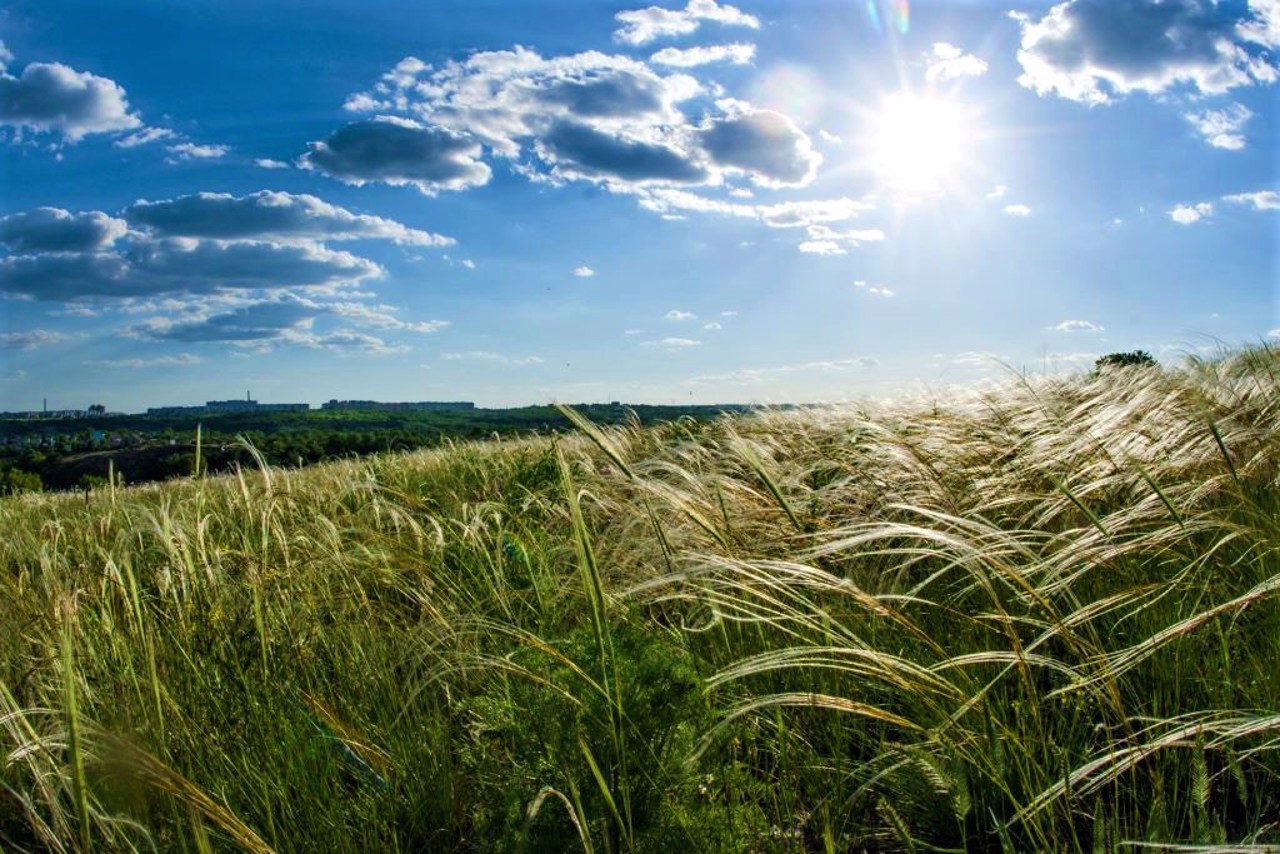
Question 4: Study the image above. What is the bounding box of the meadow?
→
[1,348,1277,852]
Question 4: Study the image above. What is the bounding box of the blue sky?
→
[1,0,1276,411]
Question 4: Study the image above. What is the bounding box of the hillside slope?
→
[2,348,1278,852]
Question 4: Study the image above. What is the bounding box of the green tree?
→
[1095,350,1157,370]
[1,467,43,495]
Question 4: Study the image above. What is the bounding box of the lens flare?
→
[865,0,909,36]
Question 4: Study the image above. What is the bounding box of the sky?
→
[0,0,1277,412]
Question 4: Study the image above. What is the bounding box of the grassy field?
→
[2,348,1278,852]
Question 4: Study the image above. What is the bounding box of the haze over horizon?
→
[1,0,1276,412]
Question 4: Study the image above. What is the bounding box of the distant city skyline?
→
[1,0,1276,411]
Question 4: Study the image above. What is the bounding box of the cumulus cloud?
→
[0,42,12,73]
[650,43,756,68]
[1052,319,1104,332]
[0,238,381,301]
[536,118,708,183]
[665,309,697,320]
[1222,189,1280,210]
[1013,0,1278,105]
[123,191,453,246]
[301,117,492,194]
[134,298,320,343]
[613,0,759,45]
[1004,204,1033,217]
[0,61,141,141]
[0,329,69,350]
[697,106,821,187]
[925,43,989,82]
[1185,103,1253,149]
[1169,201,1213,224]
[0,207,128,252]
[703,321,722,330]
[0,190,457,351]
[574,265,596,277]
[255,158,291,169]
[334,46,826,195]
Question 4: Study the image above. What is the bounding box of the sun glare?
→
[866,93,975,194]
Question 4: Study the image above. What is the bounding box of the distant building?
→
[320,400,476,412]
[145,399,310,417]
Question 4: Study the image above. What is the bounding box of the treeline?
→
[0,403,754,494]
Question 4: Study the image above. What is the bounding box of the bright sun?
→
[867,93,975,194]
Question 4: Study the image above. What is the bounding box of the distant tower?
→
[247,389,251,402]
[43,398,47,414]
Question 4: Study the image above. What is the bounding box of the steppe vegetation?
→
[1,348,1278,852]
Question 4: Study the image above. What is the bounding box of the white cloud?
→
[1014,0,1278,105]
[853,280,894,297]
[0,61,141,141]
[574,265,596,277]
[0,207,128,252]
[115,127,177,148]
[624,328,644,335]
[0,41,12,73]
[950,351,1005,366]
[337,47,822,194]
[166,142,230,160]
[123,190,453,246]
[460,258,476,269]
[1051,319,1104,332]
[84,353,202,368]
[1004,204,1032,217]
[924,43,988,82]
[803,223,885,250]
[0,329,69,350]
[1185,103,1253,150]
[302,117,492,194]
[255,157,291,169]
[721,309,738,316]
[1241,0,1280,48]
[697,104,822,188]
[665,309,697,320]
[818,130,843,145]
[1222,190,1280,210]
[300,330,409,355]
[986,184,1008,199]
[1269,327,1280,339]
[613,0,759,46]
[645,336,702,350]
[1169,202,1213,224]
[440,351,543,365]
[650,43,756,68]
[1044,351,1100,365]
[798,240,845,255]
[688,356,877,385]
[703,321,722,330]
